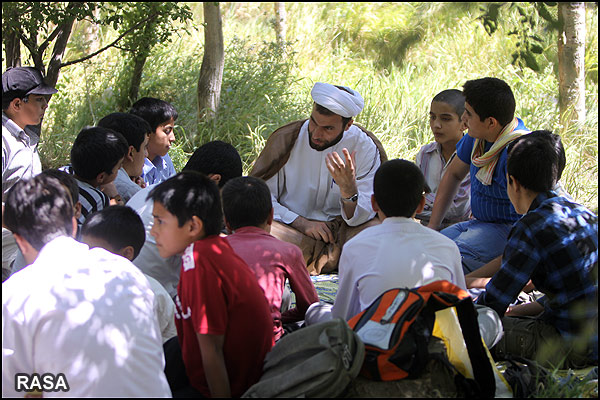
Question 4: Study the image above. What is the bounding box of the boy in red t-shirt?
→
[222,176,319,341]
[148,171,274,397]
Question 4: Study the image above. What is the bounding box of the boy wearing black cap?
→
[2,66,58,281]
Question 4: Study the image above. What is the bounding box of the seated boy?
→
[415,89,470,228]
[127,140,242,298]
[466,131,575,296]
[148,171,273,397]
[306,159,503,348]
[81,205,177,343]
[97,112,151,203]
[129,97,178,185]
[222,176,319,341]
[10,168,82,275]
[2,174,170,397]
[428,77,529,275]
[475,131,598,369]
[60,126,128,228]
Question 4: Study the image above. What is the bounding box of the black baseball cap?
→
[2,67,58,97]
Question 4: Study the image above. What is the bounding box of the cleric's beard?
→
[308,128,345,151]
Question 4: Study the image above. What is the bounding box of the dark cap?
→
[2,67,58,97]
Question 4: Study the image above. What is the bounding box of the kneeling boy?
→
[149,171,274,397]
[476,130,598,368]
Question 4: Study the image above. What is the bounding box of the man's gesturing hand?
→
[326,148,357,198]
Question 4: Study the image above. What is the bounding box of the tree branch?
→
[38,24,62,55]
[60,11,159,68]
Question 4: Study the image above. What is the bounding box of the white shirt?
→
[127,186,181,298]
[415,141,471,222]
[2,236,171,397]
[114,167,143,204]
[2,112,42,204]
[145,273,177,343]
[266,121,380,226]
[332,217,466,320]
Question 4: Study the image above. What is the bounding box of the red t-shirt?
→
[174,235,274,397]
[227,226,319,340]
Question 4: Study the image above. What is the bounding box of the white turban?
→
[311,82,364,118]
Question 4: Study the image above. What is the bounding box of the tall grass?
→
[37,2,598,212]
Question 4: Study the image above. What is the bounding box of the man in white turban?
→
[250,83,387,274]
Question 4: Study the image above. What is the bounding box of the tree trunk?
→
[127,53,149,109]
[197,2,225,121]
[274,2,287,55]
[4,30,21,68]
[83,5,101,54]
[558,2,586,127]
[2,3,22,68]
[46,17,77,88]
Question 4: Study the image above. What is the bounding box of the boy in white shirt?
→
[415,89,471,228]
[81,205,177,343]
[306,159,502,348]
[2,174,170,397]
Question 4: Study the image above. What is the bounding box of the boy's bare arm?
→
[506,301,544,317]
[466,256,502,279]
[427,157,469,230]
[197,333,230,398]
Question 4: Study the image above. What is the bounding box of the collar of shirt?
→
[528,190,560,213]
[2,112,39,146]
[231,225,270,236]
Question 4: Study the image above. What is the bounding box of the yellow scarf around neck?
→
[470,118,528,185]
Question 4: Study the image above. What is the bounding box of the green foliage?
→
[479,2,559,72]
[31,2,599,213]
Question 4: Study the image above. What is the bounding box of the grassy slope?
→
[39,2,597,212]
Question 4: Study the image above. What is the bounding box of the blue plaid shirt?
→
[476,191,598,358]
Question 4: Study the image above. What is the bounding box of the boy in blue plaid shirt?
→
[475,130,597,369]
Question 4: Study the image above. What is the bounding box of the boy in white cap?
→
[2,66,58,282]
[251,82,387,274]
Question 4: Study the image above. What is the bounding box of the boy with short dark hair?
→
[223,176,319,340]
[428,77,529,274]
[97,112,151,203]
[148,171,273,397]
[10,168,83,275]
[129,97,178,185]
[306,159,503,348]
[2,175,170,397]
[60,126,128,227]
[415,89,470,228]
[81,205,176,343]
[475,130,598,368]
[127,140,243,299]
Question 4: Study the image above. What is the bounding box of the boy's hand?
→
[100,182,123,205]
[197,333,230,397]
[133,176,147,189]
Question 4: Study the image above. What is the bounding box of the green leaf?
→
[530,44,544,54]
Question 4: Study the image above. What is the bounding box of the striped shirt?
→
[477,191,598,358]
[59,165,109,226]
[456,118,527,223]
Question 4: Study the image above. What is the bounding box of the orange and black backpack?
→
[347,280,506,397]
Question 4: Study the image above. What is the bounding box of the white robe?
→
[266,120,380,227]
